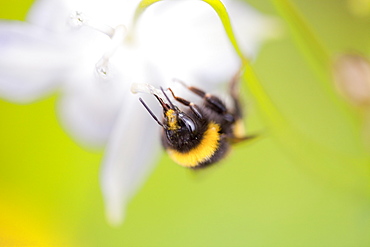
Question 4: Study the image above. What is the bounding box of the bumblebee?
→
[139,74,255,169]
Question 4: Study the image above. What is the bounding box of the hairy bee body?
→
[139,75,254,169]
[161,103,232,168]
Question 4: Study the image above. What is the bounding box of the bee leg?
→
[172,79,207,98]
[229,69,243,120]
[174,79,228,115]
[228,70,260,144]
[139,98,166,129]
[167,88,203,119]
[229,134,258,144]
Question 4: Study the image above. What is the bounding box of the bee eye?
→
[178,113,196,132]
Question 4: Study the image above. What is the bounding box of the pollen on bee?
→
[233,119,246,138]
[166,109,179,130]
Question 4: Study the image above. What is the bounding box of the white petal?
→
[61,0,141,26]
[101,98,160,226]
[137,0,273,88]
[0,22,72,103]
[27,0,71,32]
[57,66,127,148]
[57,33,162,147]
[29,0,142,30]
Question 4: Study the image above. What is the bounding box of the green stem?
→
[199,0,285,128]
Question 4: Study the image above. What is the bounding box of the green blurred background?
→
[0,0,370,246]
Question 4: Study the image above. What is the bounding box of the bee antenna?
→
[139,98,166,129]
[160,86,175,110]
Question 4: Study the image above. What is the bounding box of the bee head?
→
[139,87,199,148]
[154,90,198,147]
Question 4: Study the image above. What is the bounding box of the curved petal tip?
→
[104,196,126,227]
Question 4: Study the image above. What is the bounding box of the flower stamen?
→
[69,11,115,37]
[131,83,169,103]
[70,12,128,79]
[95,25,128,79]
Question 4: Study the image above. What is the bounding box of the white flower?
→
[0,0,273,225]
